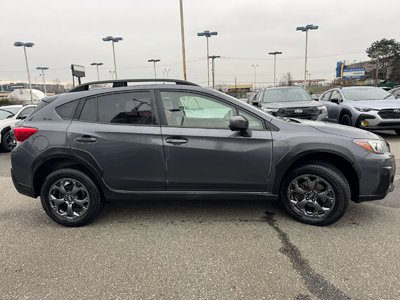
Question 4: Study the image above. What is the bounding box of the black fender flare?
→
[270,143,361,194]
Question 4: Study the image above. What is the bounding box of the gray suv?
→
[320,86,400,134]
[11,79,395,227]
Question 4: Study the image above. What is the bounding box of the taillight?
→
[13,127,38,142]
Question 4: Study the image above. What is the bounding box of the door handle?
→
[74,135,97,143]
[165,136,188,145]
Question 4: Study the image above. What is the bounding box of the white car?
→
[0,105,36,152]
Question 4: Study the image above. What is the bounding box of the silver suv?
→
[320,86,400,134]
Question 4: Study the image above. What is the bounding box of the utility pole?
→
[209,55,220,89]
[179,0,187,80]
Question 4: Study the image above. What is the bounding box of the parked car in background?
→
[389,87,400,99]
[255,86,328,121]
[320,86,400,135]
[0,105,36,151]
[11,79,395,227]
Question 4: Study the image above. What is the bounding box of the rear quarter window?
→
[55,100,80,120]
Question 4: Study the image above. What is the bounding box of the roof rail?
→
[68,79,199,93]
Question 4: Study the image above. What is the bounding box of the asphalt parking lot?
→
[1,132,399,300]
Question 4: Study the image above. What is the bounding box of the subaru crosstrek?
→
[11,79,396,227]
[320,86,400,134]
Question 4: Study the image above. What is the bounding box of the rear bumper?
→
[357,154,396,202]
[11,168,36,198]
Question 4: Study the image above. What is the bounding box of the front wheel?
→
[339,114,352,126]
[280,162,350,226]
[40,169,103,227]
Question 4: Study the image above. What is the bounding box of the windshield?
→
[0,108,16,120]
[262,88,312,103]
[342,87,395,101]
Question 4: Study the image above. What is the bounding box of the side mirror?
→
[17,115,28,120]
[229,115,249,132]
[331,98,340,104]
[312,95,319,101]
[251,100,259,106]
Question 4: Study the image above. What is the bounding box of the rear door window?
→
[98,91,154,125]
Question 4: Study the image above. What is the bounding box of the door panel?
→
[67,90,165,191]
[161,127,272,191]
[68,122,165,191]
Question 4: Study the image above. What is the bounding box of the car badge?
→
[294,109,303,113]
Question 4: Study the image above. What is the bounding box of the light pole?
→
[14,41,34,103]
[91,62,103,80]
[296,24,318,87]
[102,36,123,79]
[251,64,259,89]
[209,55,220,89]
[163,68,171,78]
[197,30,218,87]
[148,59,160,78]
[268,51,282,86]
[36,67,49,95]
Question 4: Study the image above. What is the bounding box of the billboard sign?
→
[342,67,365,79]
[71,64,85,78]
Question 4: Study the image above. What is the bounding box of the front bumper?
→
[357,153,396,202]
[356,112,400,130]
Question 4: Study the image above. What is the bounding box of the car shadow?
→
[97,198,286,225]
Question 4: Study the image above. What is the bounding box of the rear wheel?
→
[280,162,350,226]
[40,169,103,227]
[339,114,352,126]
[1,130,16,152]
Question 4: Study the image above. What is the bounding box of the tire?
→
[280,161,350,226]
[1,130,16,152]
[339,114,352,126]
[40,168,103,227]
[394,129,400,136]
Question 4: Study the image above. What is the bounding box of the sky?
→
[1,0,399,87]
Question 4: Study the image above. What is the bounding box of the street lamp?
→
[148,59,160,78]
[163,68,171,79]
[91,62,103,80]
[251,64,259,89]
[296,24,318,87]
[209,55,220,89]
[268,51,282,86]
[197,30,218,87]
[36,67,49,95]
[14,41,35,103]
[102,36,123,79]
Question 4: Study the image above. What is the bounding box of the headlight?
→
[318,106,327,114]
[353,139,388,154]
[355,107,374,112]
[262,108,279,114]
